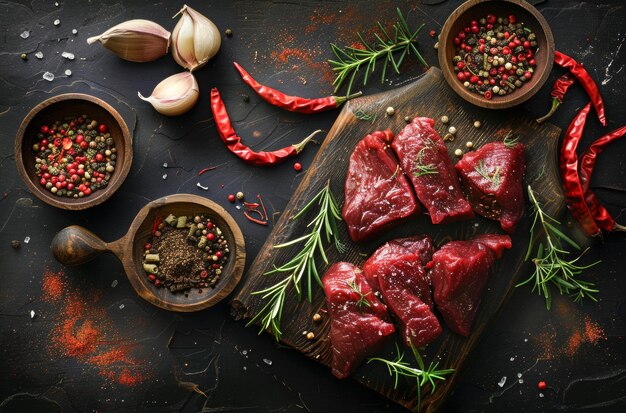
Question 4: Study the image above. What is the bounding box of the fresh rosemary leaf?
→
[413,147,438,178]
[246,180,345,341]
[516,185,601,309]
[346,278,371,309]
[368,344,454,411]
[474,160,501,187]
[354,109,377,123]
[328,8,428,95]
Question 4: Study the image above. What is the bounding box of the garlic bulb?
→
[138,72,199,116]
[171,5,221,72]
[87,19,170,62]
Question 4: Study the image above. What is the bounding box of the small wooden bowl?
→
[438,0,554,109]
[50,194,246,312]
[15,93,132,210]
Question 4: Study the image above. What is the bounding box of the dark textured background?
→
[0,1,624,412]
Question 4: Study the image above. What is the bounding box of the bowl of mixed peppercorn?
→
[15,93,132,210]
[438,0,554,109]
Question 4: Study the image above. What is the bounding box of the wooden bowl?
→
[14,93,132,210]
[437,0,554,109]
[50,194,246,312]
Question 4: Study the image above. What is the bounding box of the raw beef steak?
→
[343,130,419,242]
[429,234,512,336]
[455,141,526,233]
[392,117,474,224]
[322,262,395,378]
[363,236,441,348]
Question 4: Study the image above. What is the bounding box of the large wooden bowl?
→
[14,93,132,210]
[438,0,554,109]
[50,194,246,312]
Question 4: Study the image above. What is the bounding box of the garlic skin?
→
[87,19,170,63]
[138,72,199,116]
[171,5,221,72]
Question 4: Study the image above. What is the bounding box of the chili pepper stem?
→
[334,91,363,106]
[536,98,561,123]
[614,223,626,232]
[293,129,324,153]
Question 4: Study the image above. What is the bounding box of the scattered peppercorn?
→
[306,332,315,340]
[10,240,20,249]
[227,194,236,203]
[293,162,302,171]
[473,120,482,128]
[434,41,439,49]
[466,141,474,148]
[236,191,245,200]
[21,53,27,60]
[312,313,322,323]
[441,115,449,124]
[448,126,457,135]
[225,28,233,37]
[538,381,547,390]
[404,116,412,123]
[386,107,395,116]
[454,148,463,157]
[429,29,437,37]
[241,94,250,103]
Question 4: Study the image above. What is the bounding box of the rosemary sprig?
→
[503,131,520,148]
[414,147,438,178]
[516,186,601,310]
[346,278,371,309]
[246,180,345,341]
[354,109,377,123]
[369,344,454,411]
[474,160,501,187]
[328,8,428,95]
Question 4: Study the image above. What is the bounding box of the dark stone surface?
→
[0,1,624,412]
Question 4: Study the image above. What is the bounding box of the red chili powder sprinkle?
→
[41,269,65,302]
[42,269,148,387]
[583,316,605,344]
[565,330,583,357]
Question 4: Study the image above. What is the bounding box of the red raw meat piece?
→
[343,130,420,242]
[322,262,395,378]
[429,234,512,336]
[455,141,526,233]
[392,117,474,224]
[363,236,441,348]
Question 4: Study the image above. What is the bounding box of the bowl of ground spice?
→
[438,0,554,109]
[51,194,246,312]
[15,93,132,210]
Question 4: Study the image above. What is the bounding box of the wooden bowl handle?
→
[51,225,112,266]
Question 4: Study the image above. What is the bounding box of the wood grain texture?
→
[438,0,555,109]
[231,67,563,412]
[14,93,133,210]
[51,194,246,312]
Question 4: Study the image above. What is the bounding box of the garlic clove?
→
[87,19,170,63]
[138,72,199,116]
[171,5,221,72]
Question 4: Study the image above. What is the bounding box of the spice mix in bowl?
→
[15,93,132,210]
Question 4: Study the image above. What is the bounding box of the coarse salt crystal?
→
[518,378,524,384]
[162,173,167,180]
[61,51,74,60]
[517,373,522,378]
[35,51,43,59]
[119,304,125,309]
[162,162,168,168]
[23,236,31,243]
[72,29,77,35]
[196,182,208,191]
[510,356,515,362]
[65,69,72,76]
[55,2,59,6]
[539,393,544,398]
[498,376,507,387]
[43,72,54,81]
[262,358,272,366]
[53,19,60,26]
[111,280,119,288]
[20,30,30,39]
[30,310,35,319]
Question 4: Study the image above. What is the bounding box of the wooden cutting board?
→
[231,67,563,412]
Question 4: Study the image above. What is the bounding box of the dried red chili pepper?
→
[198,166,217,176]
[243,210,267,225]
[233,62,362,114]
[578,126,626,232]
[554,51,607,126]
[560,102,601,237]
[210,88,323,166]
[151,216,162,235]
[536,73,576,123]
